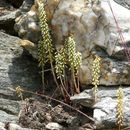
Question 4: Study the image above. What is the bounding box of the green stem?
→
[76,73,80,93]
[50,60,59,87]
[72,70,80,94]
[60,77,70,98]
[41,66,45,89]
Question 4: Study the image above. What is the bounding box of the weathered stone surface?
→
[71,86,130,129]
[0,32,41,122]
[14,0,130,86]
[15,0,34,17]
[0,10,18,25]
[19,40,38,59]
[0,0,13,10]
[0,0,17,35]
[0,98,20,118]
[9,123,33,130]
[0,110,18,123]
[52,0,130,86]
[14,0,60,43]
[45,122,63,130]
[79,52,130,86]
[0,122,33,130]
[0,127,6,130]
[15,9,41,42]
[0,122,6,130]
[114,0,130,10]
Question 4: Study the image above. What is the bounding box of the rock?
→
[0,110,18,123]
[9,123,32,130]
[0,10,18,35]
[0,32,41,122]
[70,89,94,107]
[0,0,13,10]
[0,122,6,130]
[52,0,130,86]
[0,99,20,122]
[0,122,5,128]
[0,0,17,35]
[14,0,130,86]
[0,127,6,130]
[79,52,130,86]
[51,0,108,54]
[19,40,38,59]
[14,0,41,42]
[17,0,34,16]
[45,122,63,130]
[53,0,130,86]
[71,86,130,129]
[0,10,18,25]
[14,9,41,42]
[114,0,130,10]
[6,0,24,8]
[14,0,60,43]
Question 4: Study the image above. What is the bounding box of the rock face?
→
[52,0,130,86]
[0,32,41,122]
[0,122,33,130]
[14,0,130,86]
[6,0,24,8]
[114,0,130,10]
[0,10,18,25]
[14,0,40,43]
[71,86,130,129]
[0,0,18,35]
[14,0,60,43]
[45,122,63,130]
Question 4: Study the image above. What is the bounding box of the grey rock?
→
[19,40,38,59]
[0,1,17,35]
[15,0,34,18]
[70,89,94,107]
[14,0,37,43]
[9,123,33,130]
[45,122,63,130]
[14,9,41,43]
[0,127,6,130]
[71,87,130,129]
[114,0,130,10]
[79,51,130,87]
[14,0,130,86]
[19,0,34,14]
[0,10,18,25]
[0,110,18,123]
[0,122,6,130]
[0,122,5,128]
[14,0,60,43]
[0,98,20,117]
[0,0,13,10]
[0,32,41,122]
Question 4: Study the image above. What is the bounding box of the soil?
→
[18,98,94,130]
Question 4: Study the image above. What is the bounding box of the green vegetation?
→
[37,3,125,130]
[37,1,82,100]
[92,55,101,101]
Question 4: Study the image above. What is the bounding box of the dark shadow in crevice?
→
[0,21,18,36]
[5,0,24,8]
[8,50,42,99]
